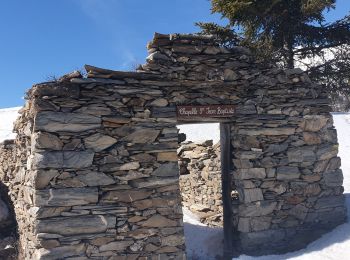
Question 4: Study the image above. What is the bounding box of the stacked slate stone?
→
[178,141,223,226]
[9,79,185,259]
[0,32,346,258]
[0,140,17,259]
[0,137,27,259]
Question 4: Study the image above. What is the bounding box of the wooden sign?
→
[177,105,235,119]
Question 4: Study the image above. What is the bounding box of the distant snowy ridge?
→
[0,107,21,142]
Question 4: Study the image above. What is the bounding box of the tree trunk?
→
[286,37,294,69]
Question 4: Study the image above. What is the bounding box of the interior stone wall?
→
[0,33,347,259]
[178,141,223,226]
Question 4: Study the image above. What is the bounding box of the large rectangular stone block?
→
[235,168,266,180]
[239,201,277,217]
[31,151,94,169]
[239,188,264,203]
[38,244,86,260]
[238,128,295,136]
[315,196,345,209]
[37,215,115,235]
[34,111,101,132]
[277,166,300,180]
[35,187,98,206]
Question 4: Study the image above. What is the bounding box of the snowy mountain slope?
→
[177,123,220,143]
[0,107,21,143]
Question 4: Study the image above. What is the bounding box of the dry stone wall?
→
[0,32,347,258]
[178,141,223,226]
[230,85,346,254]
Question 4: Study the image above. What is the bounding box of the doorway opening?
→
[177,123,225,259]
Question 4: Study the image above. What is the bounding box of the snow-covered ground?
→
[1,108,350,259]
[183,208,224,259]
[182,114,350,260]
[0,107,21,143]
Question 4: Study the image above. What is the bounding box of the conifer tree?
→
[198,0,350,109]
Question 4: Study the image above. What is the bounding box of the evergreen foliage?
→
[198,0,350,109]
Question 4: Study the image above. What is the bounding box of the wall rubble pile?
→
[178,141,223,226]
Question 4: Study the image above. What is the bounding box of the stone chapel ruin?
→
[0,33,347,259]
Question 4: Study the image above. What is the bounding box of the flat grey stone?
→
[130,177,178,189]
[301,115,328,132]
[77,171,116,186]
[277,166,300,180]
[204,46,221,55]
[323,170,343,187]
[36,207,69,219]
[285,68,304,75]
[70,78,125,84]
[317,145,338,161]
[172,45,203,54]
[235,104,257,115]
[74,104,111,116]
[35,187,98,206]
[30,84,80,98]
[118,162,140,171]
[141,214,177,227]
[31,150,94,169]
[240,229,285,245]
[239,201,277,217]
[250,216,271,232]
[147,51,171,62]
[122,128,160,144]
[150,98,169,107]
[101,190,152,203]
[261,181,287,194]
[315,196,345,209]
[84,133,117,152]
[152,163,179,177]
[305,183,321,196]
[287,147,316,163]
[289,204,308,220]
[235,168,266,180]
[266,143,288,154]
[238,128,295,136]
[116,171,149,181]
[32,132,63,151]
[161,234,185,247]
[223,69,238,81]
[37,215,114,236]
[239,188,263,203]
[35,112,101,132]
[35,169,59,189]
[38,244,86,260]
[325,157,341,172]
[99,241,133,252]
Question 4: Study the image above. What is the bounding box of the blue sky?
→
[0,0,349,108]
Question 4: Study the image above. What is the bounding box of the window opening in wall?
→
[177,123,225,259]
